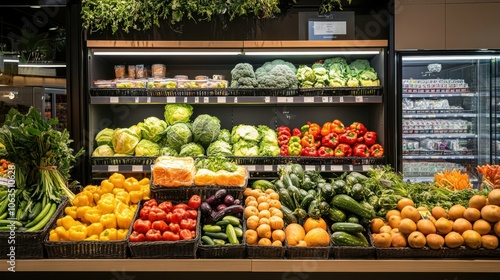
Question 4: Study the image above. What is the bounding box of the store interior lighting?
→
[93,50,381,56]
[402,55,498,61]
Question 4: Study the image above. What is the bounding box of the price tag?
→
[320,165,326,171]
[109,97,119,103]
[203,97,209,103]
[264,97,270,103]
[217,97,226,103]
[339,96,344,103]
[430,156,439,159]
[234,97,238,103]
[305,165,315,171]
[355,96,363,103]
[428,115,436,118]
[108,165,119,172]
[330,166,343,172]
[132,165,143,172]
[362,165,372,172]
[264,165,273,172]
[146,97,151,103]
[246,165,256,171]
[194,97,200,103]
[322,97,329,103]
[277,97,287,103]
[287,97,294,103]
[134,97,140,103]
[167,97,175,103]
[303,97,314,103]
[419,210,432,220]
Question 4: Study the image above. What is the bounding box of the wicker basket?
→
[90,156,156,166]
[459,247,500,259]
[128,199,200,258]
[285,244,331,259]
[197,243,246,259]
[331,228,376,259]
[150,186,205,202]
[375,246,467,259]
[0,196,68,259]
[246,243,286,259]
[44,198,131,259]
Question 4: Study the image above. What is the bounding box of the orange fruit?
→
[285,223,305,246]
[397,198,415,211]
[407,231,426,249]
[245,229,258,245]
[370,218,385,234]
[303,217,327,233]
[304,228,330,247]
[256,224,272,239]
[271,229,286,242]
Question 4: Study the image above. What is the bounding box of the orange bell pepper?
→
[301,133,321,148]
[307,121,321,139]
[321,122,333,137]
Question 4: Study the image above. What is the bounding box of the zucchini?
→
[293,208,308,220]
[331,231,369,247]
[333,180,348,195]
[346,214,360,224]
[299,189,309,200]
[307,189,317,197]
[301,176,316,190]
[226,224,240,244]
[350,183,365,201]
[201,235,215,245]
[300,194,315,210]
[274,179,286,190]
[328,206,346,223]
[252,180,274,191]
[331,194,375,219]
[349,171,368,182]
[307,200,321,219]
[278,188,295,210]
[331,222,364,234]
[289,173,301,189]
[282,174,294,188]
[319,182,335,201]
[281,205,298,224]
[345,174,358,186]
[290,164,304,182]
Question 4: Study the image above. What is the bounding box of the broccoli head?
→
[230,63,258,88]
[257,64,298,88]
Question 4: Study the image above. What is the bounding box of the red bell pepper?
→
[321,132,339,149]
[151,220,169,233]
[186,209,198,219]
[321,122,333,137]
[171,209,185,224]
[180,218,197,231]
[173,203,188,210]
[278,134,290,146]
[277,126,290,134]
[148,206,167,222]
[139,206,151,220]
[179,229,193,240]
[369,144,384,157]
[162,231,180,241]
[143,199,158,208]
[349,122,367,136]
[301,146,318,157]
[165,212,172,223]
[292,128,302,137]
[334,144,352,157]
[353,144,370,157]
[318,146,334,157]
[364,131,377,146]
[339,131,358,145]
[145,228,162,241]
[280,144,290,156]
[169,222,180,233]
[158,201,173,213]
[307,121,321,139]
[332,119,346,134]
[188,195,202,209]
[129,231,146,242]
[356,136,364,144]
[301,133,320,148]
[133,219,151,234]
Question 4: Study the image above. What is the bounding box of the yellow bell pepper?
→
[72,192,91,207]
[114,201,129,215]
[100,213,117,229]
[55,226,70,241]
[117,229,129,240]
[84,208,102,224]
[109,173,125,189]
[140,184,150,200]
[129,190,143,204]
[59,215,78,230]
[112,187,126,196]
[100,193,115,201]
[97,196,117,214]
[86,222,104,237]
[76,205,93,221]
[139,177,150,186]
[116,208,133,229]
[68,225,87,241]
[100,179,115,194]
[93,188,102,204]
[83,185,98,194]
[115,191,130,205]
[124,177,141,193]
[49,229,59,241]
[85,235,99,241]
[99,228,118,240]
[129,204,138,212]
[64,206,78,219]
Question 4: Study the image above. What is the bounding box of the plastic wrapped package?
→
[152,156,196,187]
[194,168,216,186]
[194,165,248,187]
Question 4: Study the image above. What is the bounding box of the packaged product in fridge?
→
[136,64,145,78]
[152,156,196,187]
[152,64,166,78]
[114,65,125,79]
[128,65,136,79]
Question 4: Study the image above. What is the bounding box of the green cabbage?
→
[218,129,231,143]
[179,142,205,156]
[129,123,143,139]
[92,144,115,156]
[192,114,221,147]
[232,140,259,156]
[258,125,278,146]
[141,116,168,142]
[95,128,115,146]
[164,104,193,125]
[231,125,260,144]
[134,139,160,156]
[112,128,141,155]
[206,140,233,157]
[160,146,179,156]
[165,122,193,152]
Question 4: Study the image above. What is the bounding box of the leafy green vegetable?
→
[230,63,258,88]
[140,116,168,142]
[217,129,231,143]
[194,155,238,172]
[129,122,143,139]
[164,104,193,125]
[134,139,160,156]
[179,142,205,156]
[95,128,115,146]
[192,114,221,148]
[160,146,179,156]
[206,140,233,157]
[165,122,193,152]
[257,125,278,146]
[231,124,260,144]
[255,59,298,89]
[232,140,259,156]
[112,128,141,155]
[92,144,115,156]
[258,144,280,156]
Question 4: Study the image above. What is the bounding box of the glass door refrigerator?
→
[396,51,499,185]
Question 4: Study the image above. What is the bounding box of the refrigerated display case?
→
[43,86,67,130]
[396,52,499,184]
[494,60,500,165]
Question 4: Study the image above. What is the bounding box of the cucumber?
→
[204,232,228,239]
[233,226,243,238]
[203,225,222,233]
[222,215,241,226]
[331,194,375,219]
[349,171,368,182]
[216,220,230,227]
[28,202,42,221]
[289,173,301,189]
[346,214,360,224]
[274,180,286,190]
[226,224,239,244]
[282,174,294,188]
[331,231,369,247]
[201,235,215,245]
[0,219,23,227]
[278,188,295,210]
[213,238,226,245]
[331,222,364,234]
[328,206,346,222]
[252,180,274,191]
[281,205,298,224]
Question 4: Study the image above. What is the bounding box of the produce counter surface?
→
[2,259,500,272]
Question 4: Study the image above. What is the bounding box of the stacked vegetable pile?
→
[231,59,298,89]
[0,107,83,232]
[48,173,150,241]
[277,120,383,158]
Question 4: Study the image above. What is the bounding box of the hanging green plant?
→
[81,0,351,34]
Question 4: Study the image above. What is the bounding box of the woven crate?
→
[285,244,331,259]
[246,243,286,259]
[459,247,500,259]
[150,186,205,202]
[197,243,246,259]
[128,199,200,258]
[375,246,467,259]
[331,228,376,259]
[44,199,131,259]
[0,196,68,259]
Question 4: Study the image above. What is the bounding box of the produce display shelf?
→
[402,113,477,119]
[403,176,479,183]
[402,155,476,160]
[402,133,477,139]
[402,92,478,98]
[89,95,383,105]
[4,259,500,272]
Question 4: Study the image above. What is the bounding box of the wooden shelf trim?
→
[4,259,500,272]
[86,40,388,49]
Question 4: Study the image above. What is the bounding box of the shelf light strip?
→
[18,64,66,68]
[244,51,380,56]
[402,55,499,61]
[93,51,242,56]
[93,50,380,56]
